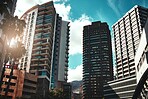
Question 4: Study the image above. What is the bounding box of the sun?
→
[9,38,17,47]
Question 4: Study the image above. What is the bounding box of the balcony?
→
[30,69,37,73]
[24,82,36,88]
[1,84,7,89]
[38,11,45,15]
[30,64,38,67]
[35,28,44,32]
[36,24,44,28]
[33,42,42,46]
[32,52,49,57]
[32,47,41,51]
[31,58,39,61]
[23,88,36,94]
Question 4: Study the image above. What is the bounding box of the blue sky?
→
[15,0,148,82]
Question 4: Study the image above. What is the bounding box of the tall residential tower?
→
[83,21,113,99]
[104,5,148,99]
[20,1,70,98]
[113,5,148,79]
[50,14,70,89]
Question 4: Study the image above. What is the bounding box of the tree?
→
[0,1,26,97]
[4,41,26,96]
[48,89,64,99]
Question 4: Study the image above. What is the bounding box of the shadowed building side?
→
[83,21,113,99]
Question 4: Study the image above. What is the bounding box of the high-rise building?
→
[50,14,70,89]
[113,5,148,79]
[20,2,56,97]
[104,5,148,99]
[20,1,70,98]
[83,21,113,99]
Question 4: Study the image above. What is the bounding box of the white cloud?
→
[54,3,91,55]
[15,0,91,55]
[14,0,90,81]
[14,0,68,17]
[54,3,71,20]
[69,14,91,55]
[68,65,83,82]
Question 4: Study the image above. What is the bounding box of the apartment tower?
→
[83,21,113,99]
[20,1,70,98]
[50,14,70,89]
[113,5,148,79]
[20,1,55,98]
[104,5,148,99]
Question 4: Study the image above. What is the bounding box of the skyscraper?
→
[104,5,148,99]
[21,2,56,97]
[50,14,70,89]
[113,5,148,79]
[20,1,70,98]
[83,21,113,99]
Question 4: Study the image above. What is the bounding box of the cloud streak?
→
[107,0,121,18]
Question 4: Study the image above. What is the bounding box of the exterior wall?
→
[58,21,69,82]
[0,68,37,99]
[50,14,61,89]
[113,5,148,79]
[135,28,148,83]
[22,73,37,98]
[63,83,72,99]
[21,1,57,98]
[50,15,70,89]
[0,68,25,99]
[20,6,38,72]
[83,21,113,99]
[104,5,148,99]
[133,18,148,99]
[104,75,136,99]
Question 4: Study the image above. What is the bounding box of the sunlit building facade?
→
[104,5,148,99]
[20,1,70,98]
[21,2,56,97]
[83,21,113,99]
[113,5,148,79]
[133,18,148,99]
[0,66,37,99]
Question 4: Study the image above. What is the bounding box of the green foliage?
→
[1,15,25,41]
[48,89,64,99]
[0,1,26,97]
[9,41,26,60]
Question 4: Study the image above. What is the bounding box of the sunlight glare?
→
[9,38,17,47]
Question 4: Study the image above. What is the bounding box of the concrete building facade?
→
[104,5,148,99]
[20,1,70,98]
[50,14,70,89]
[113,5,148,79]
[20,1,56,97]
[0,66,37,99]
[133,17,148,99]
